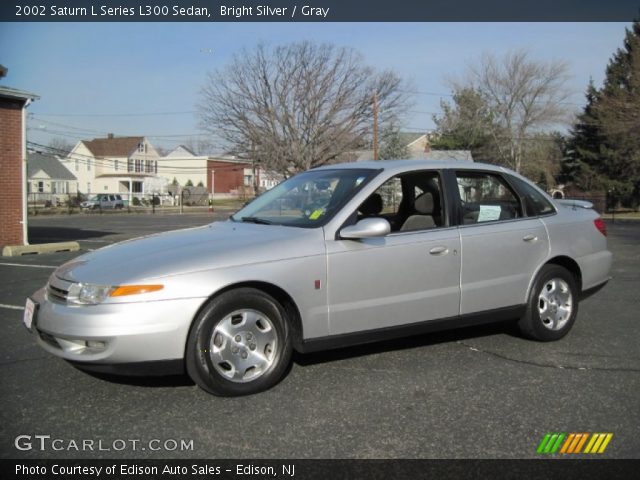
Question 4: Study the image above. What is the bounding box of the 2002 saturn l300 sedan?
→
[25,160,612,396]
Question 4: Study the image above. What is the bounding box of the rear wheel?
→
[186,288,292,396]
[518,265,579,341]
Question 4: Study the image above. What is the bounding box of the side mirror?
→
[340,218,390,239]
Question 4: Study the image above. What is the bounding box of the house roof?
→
[0,85,39,102]
[169,145,197,157]
[397,132,426,147]
[27,152,76,180]
[82,136,143,157]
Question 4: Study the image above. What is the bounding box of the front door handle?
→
[523,234,538,242]
[429,246,449,255]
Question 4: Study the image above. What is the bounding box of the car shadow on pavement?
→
[76,369,195,388]
[293,320,519,366]
[68,322,519,390]
[29,226,113,243]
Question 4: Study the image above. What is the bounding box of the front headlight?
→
[66,283,164,305]
[68,283,113,305]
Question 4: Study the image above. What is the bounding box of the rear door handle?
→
[429,246,449,255]
[523,234,538,242]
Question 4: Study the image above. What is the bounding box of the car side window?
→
[356,171,445,232]
[456,171,523,224]
[508,176,556,217]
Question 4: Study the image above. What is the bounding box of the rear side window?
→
[508,176,556,217]
[455,171,523,224]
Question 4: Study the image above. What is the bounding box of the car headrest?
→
[414,192,434,214]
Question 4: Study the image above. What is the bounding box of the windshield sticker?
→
[478,205,501,222]
[309,208,324,220]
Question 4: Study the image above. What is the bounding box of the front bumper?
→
[30,287,206,366]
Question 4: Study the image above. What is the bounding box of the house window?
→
[37,181,44,193]
[154,161,158,174]
[87,159,91,171]
[244,175,253,186]
[135,159,143,172]
[138,142,145,153]
[127,159,133,172]
[132,181,143,193]
[114,159,119,171]
[87,182,91,193]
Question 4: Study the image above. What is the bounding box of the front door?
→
[325,170,461,335]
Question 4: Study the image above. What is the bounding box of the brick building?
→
[207,159,257,196]
[0,86,38,249]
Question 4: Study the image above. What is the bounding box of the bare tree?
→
[198,41,408,173]
[181,136,218,156]
[455,50,572,172]
[47,137,75,156]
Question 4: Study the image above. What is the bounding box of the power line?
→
[31,110,196,118]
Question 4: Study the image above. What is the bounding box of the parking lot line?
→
[0,303,25,311]
[0,262,57,269]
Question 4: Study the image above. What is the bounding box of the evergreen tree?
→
[567,22,640,206]
[379,125,409,160]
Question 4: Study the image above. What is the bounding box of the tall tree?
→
[567,22,640,205]
[447,50,571,173]
[431,87,500,163]
[198,41,408,174]
[379,124,410,160]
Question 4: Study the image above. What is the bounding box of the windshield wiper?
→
[240,216,273,225]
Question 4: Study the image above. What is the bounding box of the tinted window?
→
[508,176,556,217]
[455,171,522,224]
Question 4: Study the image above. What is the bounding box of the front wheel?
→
[186,288,292,396]
[518,265,579,341]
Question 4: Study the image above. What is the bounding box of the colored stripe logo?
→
[537,433,613,454]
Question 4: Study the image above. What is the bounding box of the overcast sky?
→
[0,22,630,152]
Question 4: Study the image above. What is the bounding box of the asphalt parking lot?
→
[1,213,639,459]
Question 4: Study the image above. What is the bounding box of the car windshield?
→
[89,196,100,201]
[231,168,378,228]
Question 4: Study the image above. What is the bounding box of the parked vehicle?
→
[80,194,124,210]
[25,161,612,396]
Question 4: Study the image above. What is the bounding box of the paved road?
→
[1,214,638,459]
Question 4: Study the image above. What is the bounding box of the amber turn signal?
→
[110,285,164,297]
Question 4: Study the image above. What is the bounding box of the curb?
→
[2,242,80,257]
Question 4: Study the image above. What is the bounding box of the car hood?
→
[55,221,325,285]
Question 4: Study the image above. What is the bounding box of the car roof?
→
[314,159,514,176]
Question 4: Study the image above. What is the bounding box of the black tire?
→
[186,288,292,396]
[518,265,579,341]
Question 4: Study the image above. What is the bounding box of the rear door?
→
[453,170,549,314]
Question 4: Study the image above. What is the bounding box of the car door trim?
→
[297,304,526,353]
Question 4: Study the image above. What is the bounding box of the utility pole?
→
[373,92,379,161]
[251,141,258,197]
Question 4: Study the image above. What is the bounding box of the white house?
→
[158,145,209,188]
[27,151,78,204]
[61,134,164,197]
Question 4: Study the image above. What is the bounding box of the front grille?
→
[47,284,68,303]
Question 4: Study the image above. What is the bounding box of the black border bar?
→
[4,459,640,480]
[2,1,639,22]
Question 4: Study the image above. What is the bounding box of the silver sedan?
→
[25,161,612,396]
